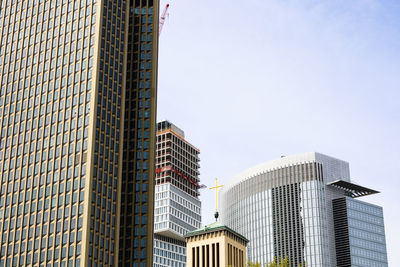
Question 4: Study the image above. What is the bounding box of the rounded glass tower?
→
[220,152,352,266]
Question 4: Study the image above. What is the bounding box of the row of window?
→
[88,0,124,264]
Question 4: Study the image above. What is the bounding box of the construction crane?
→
[159,3,170,35]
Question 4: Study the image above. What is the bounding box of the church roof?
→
[185,221,249,243]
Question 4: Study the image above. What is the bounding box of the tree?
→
[247,260,262,267]
[247,256,300,267]
[267,257,290,267]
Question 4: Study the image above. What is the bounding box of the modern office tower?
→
[220,152,388,267]
[153,121,201,267]
[119,1,159,266]
[333,197,388,267]
[0,0,158,266]
[185,221,249,267]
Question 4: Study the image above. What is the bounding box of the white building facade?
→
[220,152,388,267]
[153,121,201,267]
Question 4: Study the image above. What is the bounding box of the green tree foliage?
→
[266,257,290,267]
[247,257,301,267]
[247,260,262,267]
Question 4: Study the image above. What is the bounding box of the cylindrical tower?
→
[220,152,351,266]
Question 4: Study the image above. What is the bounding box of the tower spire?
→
[209,178,224,221]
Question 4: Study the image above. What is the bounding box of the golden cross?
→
[209,178,224,212]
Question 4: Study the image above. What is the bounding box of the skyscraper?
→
[0,0,159,266]
[220,152,388,267]
[153,121,201,267]
[332,196,388,267]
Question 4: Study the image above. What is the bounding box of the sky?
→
[156,0,400,265]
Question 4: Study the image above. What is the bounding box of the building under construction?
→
[153,121,202,267]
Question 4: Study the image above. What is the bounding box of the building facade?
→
[0,0,159,266]
[185,221,248,267]
[153,121,201,267]
[220,152,388,267]
[333,197,388,267]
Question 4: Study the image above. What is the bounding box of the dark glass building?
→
[333,197,388,267]
[0,0,159,266]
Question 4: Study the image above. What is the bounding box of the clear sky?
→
[156,0,400,265]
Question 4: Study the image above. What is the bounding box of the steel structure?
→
[159,4,170,35]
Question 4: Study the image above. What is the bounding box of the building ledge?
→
[328,180,379,198]
[154,228,186,242]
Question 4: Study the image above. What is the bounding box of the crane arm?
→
[159,4,170,35]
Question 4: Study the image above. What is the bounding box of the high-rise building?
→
[0,0,159,266]
[333,196,388,267]
[220,152,388,267]
[153,121,201,267]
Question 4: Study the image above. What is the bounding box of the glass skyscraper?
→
[220,152,388,267]
[333,197,388,267]
[0,0,159,266]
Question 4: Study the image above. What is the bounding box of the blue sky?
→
[156,0,400,264]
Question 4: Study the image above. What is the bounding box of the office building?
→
[333,197,388,267]
[0,0,159,266]
[185,221,248,267]
[220,152,388,267]
[153,121,201,267]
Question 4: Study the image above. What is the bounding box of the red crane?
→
[159,4,170,35]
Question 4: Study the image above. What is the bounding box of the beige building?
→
[0,0,159,266]
[185,222,248,267]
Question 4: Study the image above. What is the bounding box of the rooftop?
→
[223,152,350,191]
[157,120,185,138]
[185,221,249,243]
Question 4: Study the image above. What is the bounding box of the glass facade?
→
[333,197,388,267]
[154,183,201,236]
[221,159,330,266]
[0,0,96,265]
[153,234,186,267]
[221,152,387,267]
[118,1,159,266]
[0,0,159,266]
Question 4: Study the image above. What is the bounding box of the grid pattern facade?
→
[271,183,304,266]
[155,121,200,198]
[333,197,388,267]
[221,161,331,266]
[87,0,127,265]
[153,234,186,267]
[0,0,97,265]
[221,153,388,267]
[154,183,201,236]
[118,0,159,266]
[0,0,159,266]
[153,121,201,267]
